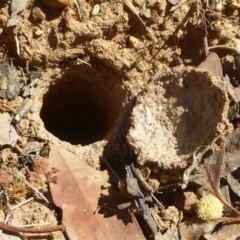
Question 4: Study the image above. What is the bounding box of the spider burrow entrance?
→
[40,64,124,146]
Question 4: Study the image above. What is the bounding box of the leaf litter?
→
[1,0,240,239]
[48,145,146,240]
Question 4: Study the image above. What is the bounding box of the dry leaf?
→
[197,52,240,102]
[0,113,18,146]
[49,146,146,240]
[226,173,240,198]
[204,223,240,240]
[179,217,218,240]
[194,142,240,216]
[225,128,240,173]
[197,52,223,77]
[7,0,28,27]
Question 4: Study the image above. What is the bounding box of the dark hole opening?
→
[40,79,113,145]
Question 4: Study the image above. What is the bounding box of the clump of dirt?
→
[127,67,232,169]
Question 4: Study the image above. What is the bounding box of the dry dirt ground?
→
[0,0,240,239]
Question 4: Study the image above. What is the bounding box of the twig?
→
[171,2,197,38]
[100,156,120,180]
[0,221,65,233]
[170,0,189,12]
[14,36,20,57]
[150,208,162,230]
[74,0,81,20]
[16,222,58,228]
[130,163,153,194]
[108,13,121,30]
[10,197,34,211]
[201,10,209,57]
[76,58,91,67]
[208,45,239,53]
[151,194,164,210]
[1,165,49,204]
[121,0,155,40]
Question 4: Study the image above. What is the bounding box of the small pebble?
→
[32,6,45,21]
[214,3,223,12]
[34,29,44,37]
[92,4,100,15]
[140,8,151,18]
[129,36,139,48]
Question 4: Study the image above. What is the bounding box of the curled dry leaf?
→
[48,146,146,240]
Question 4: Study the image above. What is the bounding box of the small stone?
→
[129,36,139,48]
[32,6,45,21]
[34,29,44,37]
[172,191,197,213]
[43,0,72,8]
[139,8,151,18]
[214,3,223,11]
[92,4,100,15]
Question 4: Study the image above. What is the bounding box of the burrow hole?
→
[40,66,124,145]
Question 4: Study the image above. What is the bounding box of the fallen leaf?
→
[0,113,18,146]
[48,146,146,240]
[197,52,240,102]
[225,128,240,173]
[179,217,218,240]
[193,141,240,216]
[197,52,222,77]
[226,173,240,198]
[7,0,28,27]
[204,222,240,240]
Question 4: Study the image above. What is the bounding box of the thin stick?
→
[151,194,164,210]
[16,222,57,228]
[100,156,120,180]
[10,197,34,211]
[170,0,188,12]
[74,0,81,20]
[1,165,49,204]
[130,163,153,194]
[0,221,65,233]
[208,45,239,53]
[150,208,162,230]
[201,10,209,57]
[14,36,20,57]
[121,0,155,40]
[172,3,197,37]
[108,13,121,30]
[76,58,91,67]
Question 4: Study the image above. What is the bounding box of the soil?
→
[0,0,240,239]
